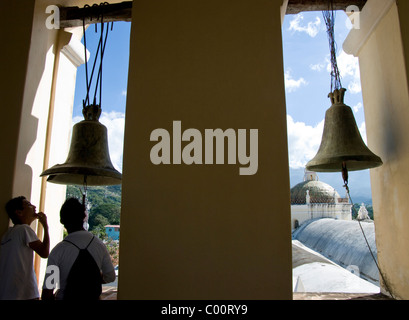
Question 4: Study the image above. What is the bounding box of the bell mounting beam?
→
[59,0,367,28]
[59,1,132,28]
[286,0,367,15]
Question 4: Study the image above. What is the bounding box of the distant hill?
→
[66,185,122,234]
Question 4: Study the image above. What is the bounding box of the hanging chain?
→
[323,0,342,92]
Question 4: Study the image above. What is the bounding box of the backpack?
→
[63,236,102,300]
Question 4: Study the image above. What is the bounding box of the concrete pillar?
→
[344,0,409,299]
[118,0,292,299]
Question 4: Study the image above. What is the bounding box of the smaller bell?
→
[306,88,383,172]
[40,104,122,186]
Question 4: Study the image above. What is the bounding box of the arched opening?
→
[65,20,131,294]
[283,8,380,295]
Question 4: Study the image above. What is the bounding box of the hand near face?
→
[36,212,48,228]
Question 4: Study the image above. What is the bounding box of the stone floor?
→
[100,287,394,300]
[293,292,394,300]
[101,286,118,300]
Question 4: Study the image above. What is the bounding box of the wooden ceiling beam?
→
[59,1,132,28]
[286,0,367,15]
[59,0,367,28]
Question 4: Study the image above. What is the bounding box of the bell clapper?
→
[341,161,349,194]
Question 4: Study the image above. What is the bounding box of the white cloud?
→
[288,14,322,38]
[310,62,326,72]
[352,102,362,113]
[287,115,324,169]
[286,115,369,169]
[327,50,362,94]
[121,90,127,96]
[73,111,125,172]
[285,69,308,93]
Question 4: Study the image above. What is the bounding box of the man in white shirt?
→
[42,197,115,300]
[0,196,49,300]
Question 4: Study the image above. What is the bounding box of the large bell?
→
[306,88,383,172]
[40,104,122,186]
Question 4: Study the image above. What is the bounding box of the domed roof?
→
[292,218,378,284]
[291,180,340,205]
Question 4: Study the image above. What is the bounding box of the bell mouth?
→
[306,157,383,173]
[41,164,122,186]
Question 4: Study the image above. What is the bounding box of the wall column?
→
[119,0,292,299]
[344,0,409,299]
[0,0,36,235]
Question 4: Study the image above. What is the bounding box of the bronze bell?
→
[306,88,383,172]
[40,104,122,186]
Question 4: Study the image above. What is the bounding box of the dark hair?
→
[5,196,26,225]
[60,197,86,228]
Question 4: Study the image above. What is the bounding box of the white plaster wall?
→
[38,31,87,287]
[291,203,352,230]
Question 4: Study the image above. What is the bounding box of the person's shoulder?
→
[64,230,91,241]
[15,224,37,235]
[91,234,107,246]
[88,234,110,252]
[15,224,38,242]
[49,239,70,254]
[13,224,31,231]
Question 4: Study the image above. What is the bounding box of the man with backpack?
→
[41,198,115,300]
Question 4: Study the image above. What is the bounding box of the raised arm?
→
[29,212,50,258]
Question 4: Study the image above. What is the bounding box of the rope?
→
[342,164,395,299]
[81,3,113,109]
[322,0,342,92]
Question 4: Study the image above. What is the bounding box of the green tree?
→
[90,225,108,239]
[105,238,119,266]
[66,185,122,232]
[89,213,110,230]
[91,203,120,225]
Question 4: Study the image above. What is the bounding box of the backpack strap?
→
[85,236,95,249]
[64,235,95,250]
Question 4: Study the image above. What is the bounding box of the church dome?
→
[291,180,340,205]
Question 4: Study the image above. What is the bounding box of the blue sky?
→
[72,21,130,174]
[72,11,373,202]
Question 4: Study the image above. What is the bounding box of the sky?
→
[72,11,373,203]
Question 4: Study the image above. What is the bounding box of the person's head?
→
[5,196,37,225]
[60,197,86,231]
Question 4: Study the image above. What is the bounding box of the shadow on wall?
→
[0,0,64,235]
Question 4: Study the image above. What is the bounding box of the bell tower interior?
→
[1,0,409,300]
